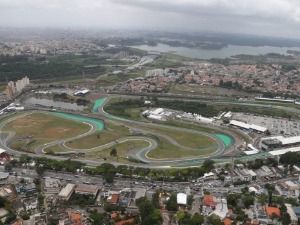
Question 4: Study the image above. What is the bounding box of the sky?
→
[1,0,300,38]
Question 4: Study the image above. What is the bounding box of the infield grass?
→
[3,112,91,152]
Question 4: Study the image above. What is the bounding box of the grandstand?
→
[74,89,89,96]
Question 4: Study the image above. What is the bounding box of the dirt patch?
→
[44,127,73,138]
[11,116,49,128]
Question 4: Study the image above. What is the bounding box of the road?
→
[0,94,287,168]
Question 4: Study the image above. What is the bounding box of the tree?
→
[207,214,223,225]
[268,189,273,206]
[165,194,177,211]
[36,166,45,176]
[136,197,162,225]
[280,152,300,166]
[4,163,12,171]
[243,195,255,208]
[110,148,117,157]
[202,159,215,171]
[191,213,204,225]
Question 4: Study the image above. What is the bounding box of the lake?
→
[24,97,86,111]
[131,43,300,59]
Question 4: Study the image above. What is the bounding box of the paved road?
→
[1,96,274,168]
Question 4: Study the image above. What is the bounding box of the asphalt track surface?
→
[0,98,268,168]
[93,97,232,166]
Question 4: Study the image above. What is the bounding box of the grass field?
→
[142,126,217,149]
[146,136,217,159]
[3,112,91,152]
[171,84,254,97]
[97,70,146,87]
[83,140,150,163]
[64,123,130,149]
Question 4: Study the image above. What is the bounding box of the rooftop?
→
[266,206,280,217]
[177,193,187,205]
[75,184,100,194]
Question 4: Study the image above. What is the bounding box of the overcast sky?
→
[1,0,300,38]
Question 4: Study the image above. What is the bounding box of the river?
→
[131,43,300,59]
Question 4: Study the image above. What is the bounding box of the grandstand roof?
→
[74,89,89,96]
[269,146,300,156]
[277,136,300,145]
[230,120,267,132]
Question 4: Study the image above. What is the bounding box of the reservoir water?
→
[24,97,86,111]
[131,43,300,59]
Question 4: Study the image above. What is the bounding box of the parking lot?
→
[231,112,300,135]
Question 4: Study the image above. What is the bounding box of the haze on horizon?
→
[1,0,300,39]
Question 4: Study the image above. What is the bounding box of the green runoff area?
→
[52,112,104,131]
[2,112,91,152]
[92,98,106,112]
[215,134,232,147]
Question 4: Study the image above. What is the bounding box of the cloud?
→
[0,0,300,37]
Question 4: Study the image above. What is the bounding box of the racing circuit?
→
[0,97,248,168]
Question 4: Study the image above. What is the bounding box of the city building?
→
[58,183,75,201]
[286,204,298,225]
[75,184,100,196]
[177,193,187,206]
[44,178,62,194]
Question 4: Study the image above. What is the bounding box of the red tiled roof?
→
[115,218,135,225]
[266,206,280,217]
[223,218,232,225]
[107,194,119,204]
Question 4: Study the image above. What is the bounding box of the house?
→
[10,219,23,225]
[223,218,233,225]
[68,211,83,225]
[0,208,9,218]
[203,194,217,209]
[0,184,17,201]
[23,197,38,211]
[107,194,119,205]
[266,206,280,218]
[115,218,135,225]
[12,200,24,214]
[210,196,229,220]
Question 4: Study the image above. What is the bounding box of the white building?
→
[285,204,298,225]
[58,183,75,201]
[177,193,187,205]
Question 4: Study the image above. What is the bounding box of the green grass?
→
[143,126,217,149]
[64,123,130,149]
[97,70,147,86]
[170,84,254,97]
[3,112,91,152]
[146,136,217,159]
[83,140,150,163]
